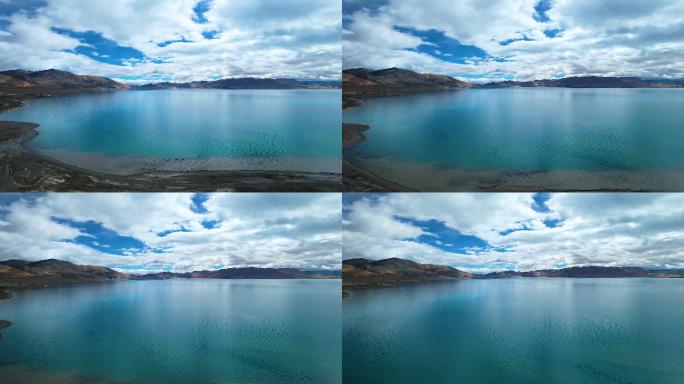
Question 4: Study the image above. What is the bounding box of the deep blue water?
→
[0,279,341,383]
[2,89,341,172]
[344,278,684,384]
[344,88,684,173]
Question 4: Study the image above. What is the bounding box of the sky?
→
[0,0,341,83]
[0,193,341,274]
[343,193,684,273]
[343,0,684,82]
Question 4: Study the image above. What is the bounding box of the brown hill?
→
[0,69,127,91]
[0,259,128,289]
[343,258,472,287]
[343,67,470,106]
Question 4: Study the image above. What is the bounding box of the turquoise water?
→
[344,88,684,173]
[2,89,340,172]
[344,279,684,384]
[0,279,341,384]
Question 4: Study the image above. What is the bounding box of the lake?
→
[2,89,341,174]
[0,279,341,384]
[343,278,684,384]
[344,88,684,190]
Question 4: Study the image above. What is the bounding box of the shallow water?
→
[343,278,684,384]
[2,89,341,172]
[0,279,341,384]
[344,88,684,188]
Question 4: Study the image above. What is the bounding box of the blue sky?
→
[343,193,684,273]
[343,0,684,82]
[0,0,341,82]
[0,193,341,274]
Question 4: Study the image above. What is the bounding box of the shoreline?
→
[342,122,416,191]
[343,275,684,291]
[1,288,13,334]
[342,156,684,191]
[0,97,341,191]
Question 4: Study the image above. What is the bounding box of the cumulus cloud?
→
[0,193,341,273]
[0,0,341,81]
[343,0,684,81]
[343,193,684,273]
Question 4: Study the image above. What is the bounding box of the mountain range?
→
[0,69,338,94]
[343,258,684,287]
[479,76,684,89]
[0,69,127,94]
[133,78,339,90]
[0,259,339,290]
[343,67,684,107]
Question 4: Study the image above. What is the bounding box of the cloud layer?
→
[0,193,341,273]
[343,193,684,273]
[0,0,341,82]
[343,0,684,81]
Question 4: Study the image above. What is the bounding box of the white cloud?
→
[0,193,341,273]
[0,0,341,81]
[343,0,684,81]
[343,193,684,272]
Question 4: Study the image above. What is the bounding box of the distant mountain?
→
[0,69,127,90]
[0,69,338,95]
[135,267,338,280]
[0,259,127,288]
[477,266,684,278]
[343,258,684,287]
[133,77,340,90]
[341,68,684,105]
[479,76,684,89]
[0,259,339,288]
[343,257,472,287]
[343,67,470,105]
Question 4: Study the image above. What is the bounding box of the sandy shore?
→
[1,108,340,192]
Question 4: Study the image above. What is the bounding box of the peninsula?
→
[1,69,341,192]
